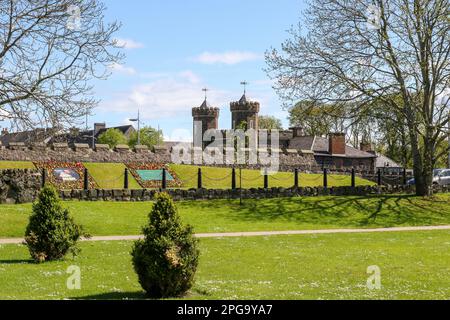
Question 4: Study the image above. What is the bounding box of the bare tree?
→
[266,0,449,196]
[0,0,123,130]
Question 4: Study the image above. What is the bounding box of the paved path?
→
[1,225,449,245]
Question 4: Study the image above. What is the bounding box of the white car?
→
[434,169,450,186]
[407,169,450,186]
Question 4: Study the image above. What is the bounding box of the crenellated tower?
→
[230,94,260,131]
[192,92,220,148]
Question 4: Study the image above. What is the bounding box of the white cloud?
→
[114,38,145,49]
[110,63,137,76]
[100,71,228,120]
[193,51,262,65]
[165,129,193,143]
[178,70,201,84]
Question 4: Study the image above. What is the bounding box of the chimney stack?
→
[94,123,106,135]
[360,142,372,152]
[290,126,305,138]
[329,133,346,155]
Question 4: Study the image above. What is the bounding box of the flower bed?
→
[34,161,98,190]
[126,163,182,189]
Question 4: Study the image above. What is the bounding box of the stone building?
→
[192,99,220,149]
[1,123,136,148]
[191,92,398,172]
[230,94,260,130]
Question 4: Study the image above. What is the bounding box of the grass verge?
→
[0,230,448,300]
[169,164,374,189]
[1,194,450,238]
[0,161,36,169]
[83,163,141,190]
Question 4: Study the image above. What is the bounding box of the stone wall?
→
[0,142,373,173]
[0,169,41,204]
[0,144,171,164]
[58,184,428,202]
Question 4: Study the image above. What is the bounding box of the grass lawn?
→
[169,164,374,189]
[0,161,36,169]
[83,163,141,190]
[1,194,450,238]
[0,230,448,300]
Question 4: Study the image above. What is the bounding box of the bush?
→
[128,126,164,149]
[25,186,84,263]
[97,128,128,148]
[131,192,199,298]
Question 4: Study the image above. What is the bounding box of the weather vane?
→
[240,81,249,94]
[202,88,209,101]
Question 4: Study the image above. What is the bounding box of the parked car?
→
[407,169,450,186]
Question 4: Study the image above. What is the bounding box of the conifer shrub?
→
[131,192,199,298]
[25,186,84,263]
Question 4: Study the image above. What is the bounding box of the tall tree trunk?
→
[413,133,435,197]
[411,139,427,195]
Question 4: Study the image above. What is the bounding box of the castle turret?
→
[192,98,220,148]
[230,93,260,131]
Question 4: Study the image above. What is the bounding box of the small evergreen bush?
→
[25,186,84,263]
[131,192,199,298]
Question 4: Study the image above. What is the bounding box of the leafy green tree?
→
[25,186,84,263]
[128,126,164,148]
[131,193,199,298]
[97,128,128,148]
[258,116,283,130]
[289,101,346,136]
[266,0,450,196]
[236,120,248,131]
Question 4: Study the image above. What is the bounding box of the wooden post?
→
[351,168,356,188]
[239,168,243,206]
[232,168,236,190]
[378,169,382,186]
[83,168,89,191]
[41,168,46,188]
[197,168,202,189]
[294,169,299,188]
[124,168,129,190]
[162,168,167,190]
[264,169,269,189]
[323,168,328,188]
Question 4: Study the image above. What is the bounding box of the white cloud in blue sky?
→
[110,63,138,76]
[92,0,305,137]
[193,51,262,65]
[100,70,228,119]
[114,38,145,50]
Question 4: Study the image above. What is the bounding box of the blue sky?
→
[93,0,305,141]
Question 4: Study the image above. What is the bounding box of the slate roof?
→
[239,94,248,104]
[94,125,135,138]
[199,100,215,109]
[288,136,316,151]
[375,153,401,168]
[0,128,56,146]
[1,125,136,147]
[289,136,377,159]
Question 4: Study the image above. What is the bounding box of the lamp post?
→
[129,110,141,146]
[82,133,97,149]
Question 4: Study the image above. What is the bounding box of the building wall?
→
[230,101,260,130]
[315,156,375,172]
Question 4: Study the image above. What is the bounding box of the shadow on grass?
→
[0,259,34,265]
[71,291,147,300]
[71,288,211,300]
[179,194,449,228]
